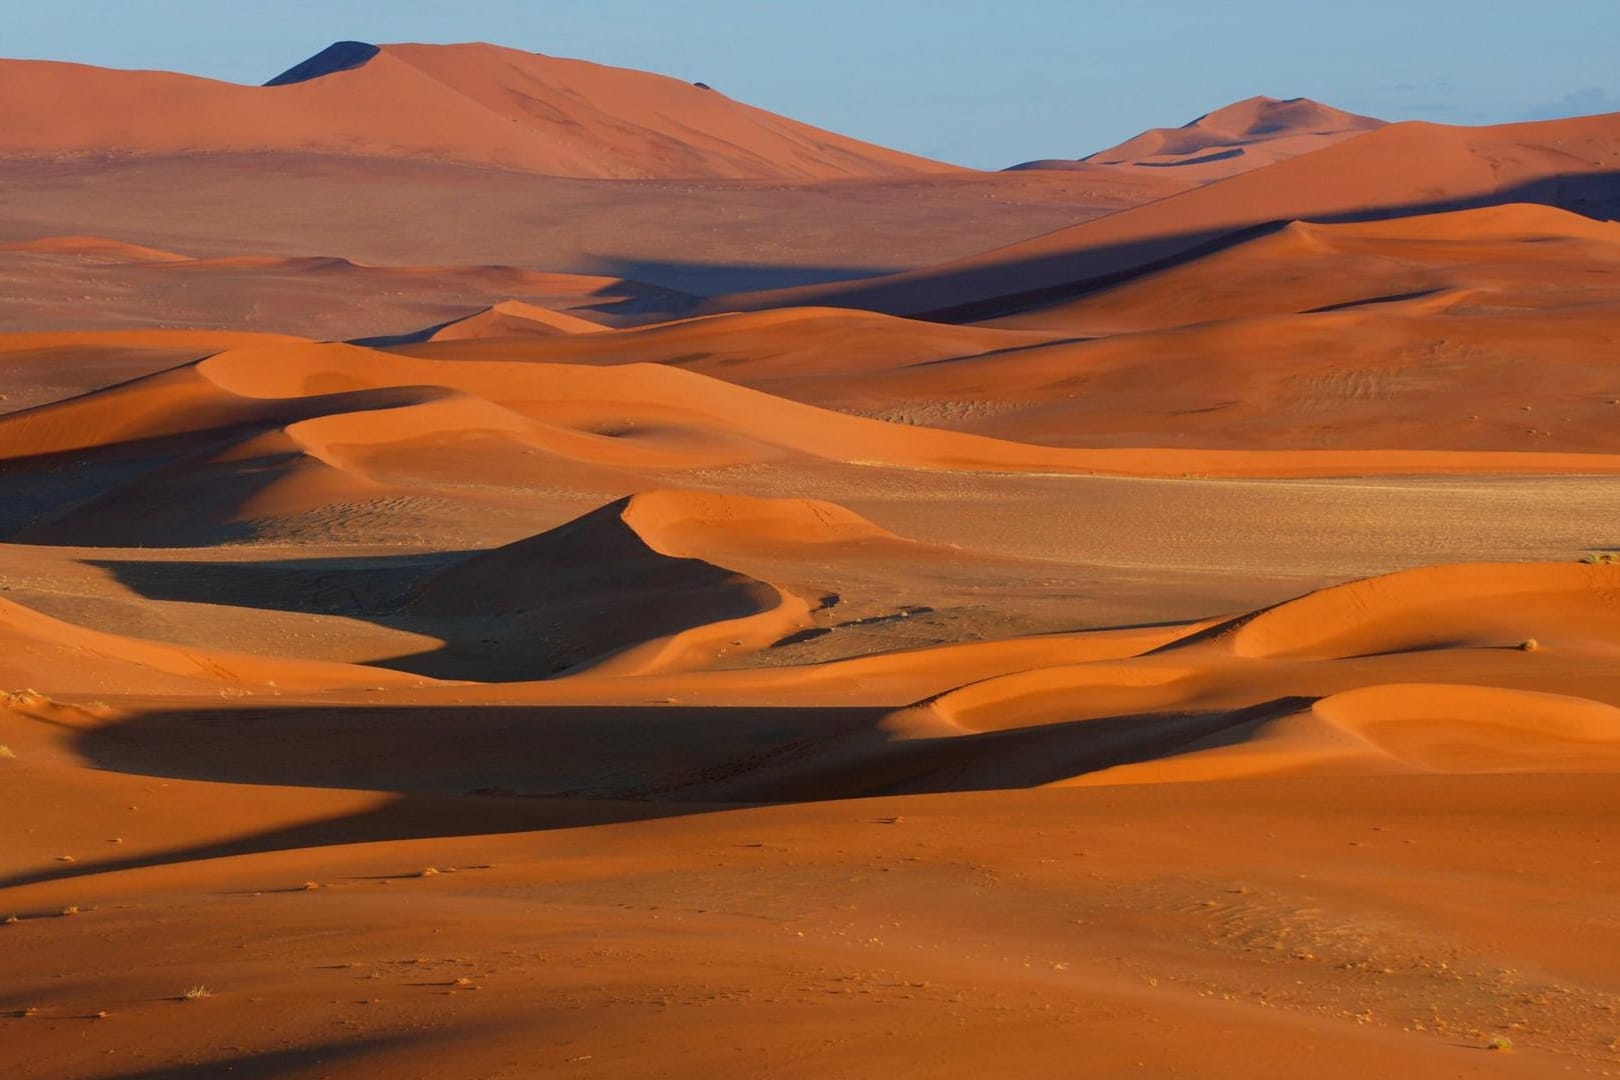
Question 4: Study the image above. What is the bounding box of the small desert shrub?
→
[181,985,213,1001]
[1518,638,1539,652]
[0,745,14,758]
[1582,551,1620,565]
[418,867,440,878]
[1485,1034,1513,1052]
[59,905,79,917]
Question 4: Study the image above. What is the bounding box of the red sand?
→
[1016,95,1385,181]
[2,43,1618,1079]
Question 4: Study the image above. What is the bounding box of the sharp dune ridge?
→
[0,40,956,179]
[5,36,1620,1079]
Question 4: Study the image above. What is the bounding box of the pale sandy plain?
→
[2,42,1619,1080]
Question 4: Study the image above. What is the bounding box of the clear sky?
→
[10,1,1620,168]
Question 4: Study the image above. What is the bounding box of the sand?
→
[1013,95,1386,181]
[2,41,1618,1079]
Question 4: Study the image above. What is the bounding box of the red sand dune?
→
[1012,96,1385,182]
[0,41,955,179]
[5,335,1618,552]
[0,234,190,262]
[412,490,903,674]
[0,234,684,338]
[5,40,1620,1080]
[991,202,1620,332]
[419,299,608,340]
[872,560,1620,786]
[385,305,1061,377]
[382,214,1620,453]
[726,111,1620,318]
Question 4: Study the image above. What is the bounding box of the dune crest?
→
[406,490,909,675]
[1190,561,1620,660]
[732,111,1620,319]
[422,300,607,340]
[1066,684,1620,785]
[0,42,955,179]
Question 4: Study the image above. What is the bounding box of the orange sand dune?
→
[0,42,954,180]
[1194,560,1620,660]
[4,338,1618,527]
[843,560,1620,792]
[418,299,608,340]
[4,339,1620,553]
[1039,96,1386,182]
[8,41,1620,1080]
[411,490,904,675]
[994,203,1620,333]
[0,240,676,338]
[386,305,1061,377]
[727,111,1620,319]
[630,207,1620,452]
[1068,684,1620,784]
[0,234,188,262]
[4,543,1618,1075]
[752,300,1620,451]
[0,590,423,696]
[0,328,307,415]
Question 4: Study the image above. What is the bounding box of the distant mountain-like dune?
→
[1011,96,1384,181]
[0,40,956,179]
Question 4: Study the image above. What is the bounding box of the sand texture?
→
[2,42,1618,1079]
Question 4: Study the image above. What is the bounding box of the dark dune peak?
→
[264,40,381,86]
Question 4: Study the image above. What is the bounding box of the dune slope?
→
[0,42,954,179]
[728,111,1620,318]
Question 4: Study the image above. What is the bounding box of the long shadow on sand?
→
[877,169,1620,323]
[1,696,1312,891]
[83,551,589,682]
[91,1033,437,1080]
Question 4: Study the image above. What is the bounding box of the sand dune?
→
[391,230,1620,453]
[1068,684,1620,784]
[1013,96,1384,182]
[1196,560,1620,659]
[6,40,1620,1080]
[0,589,420,695]
[728,111,1620,319]
[386,305,1061,376]
[7,338,1619,552]
[993,203,1620,333]
[410,491,910,675]
[0,238,675,338]
[6,338,1620,548]
[415,299,609,340]
[0,42,954,179]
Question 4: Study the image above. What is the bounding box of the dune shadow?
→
[0,790,730,893]
[883,168,1620,324]
[93,1032,433,1080]
[1303,288,1452,313]
[582,256,905,298]
[82,550,592,682]
[8,694,1320,889]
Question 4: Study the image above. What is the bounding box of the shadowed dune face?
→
[5,334,1620,552]
[727,113,1620,319]
[27,560,1619,804]
[406,491,905,675]
[368,209,1620,454]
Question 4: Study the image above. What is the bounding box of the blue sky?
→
[10,1,1620,168]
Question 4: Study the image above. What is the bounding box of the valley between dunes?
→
[2,40,1619,1080]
